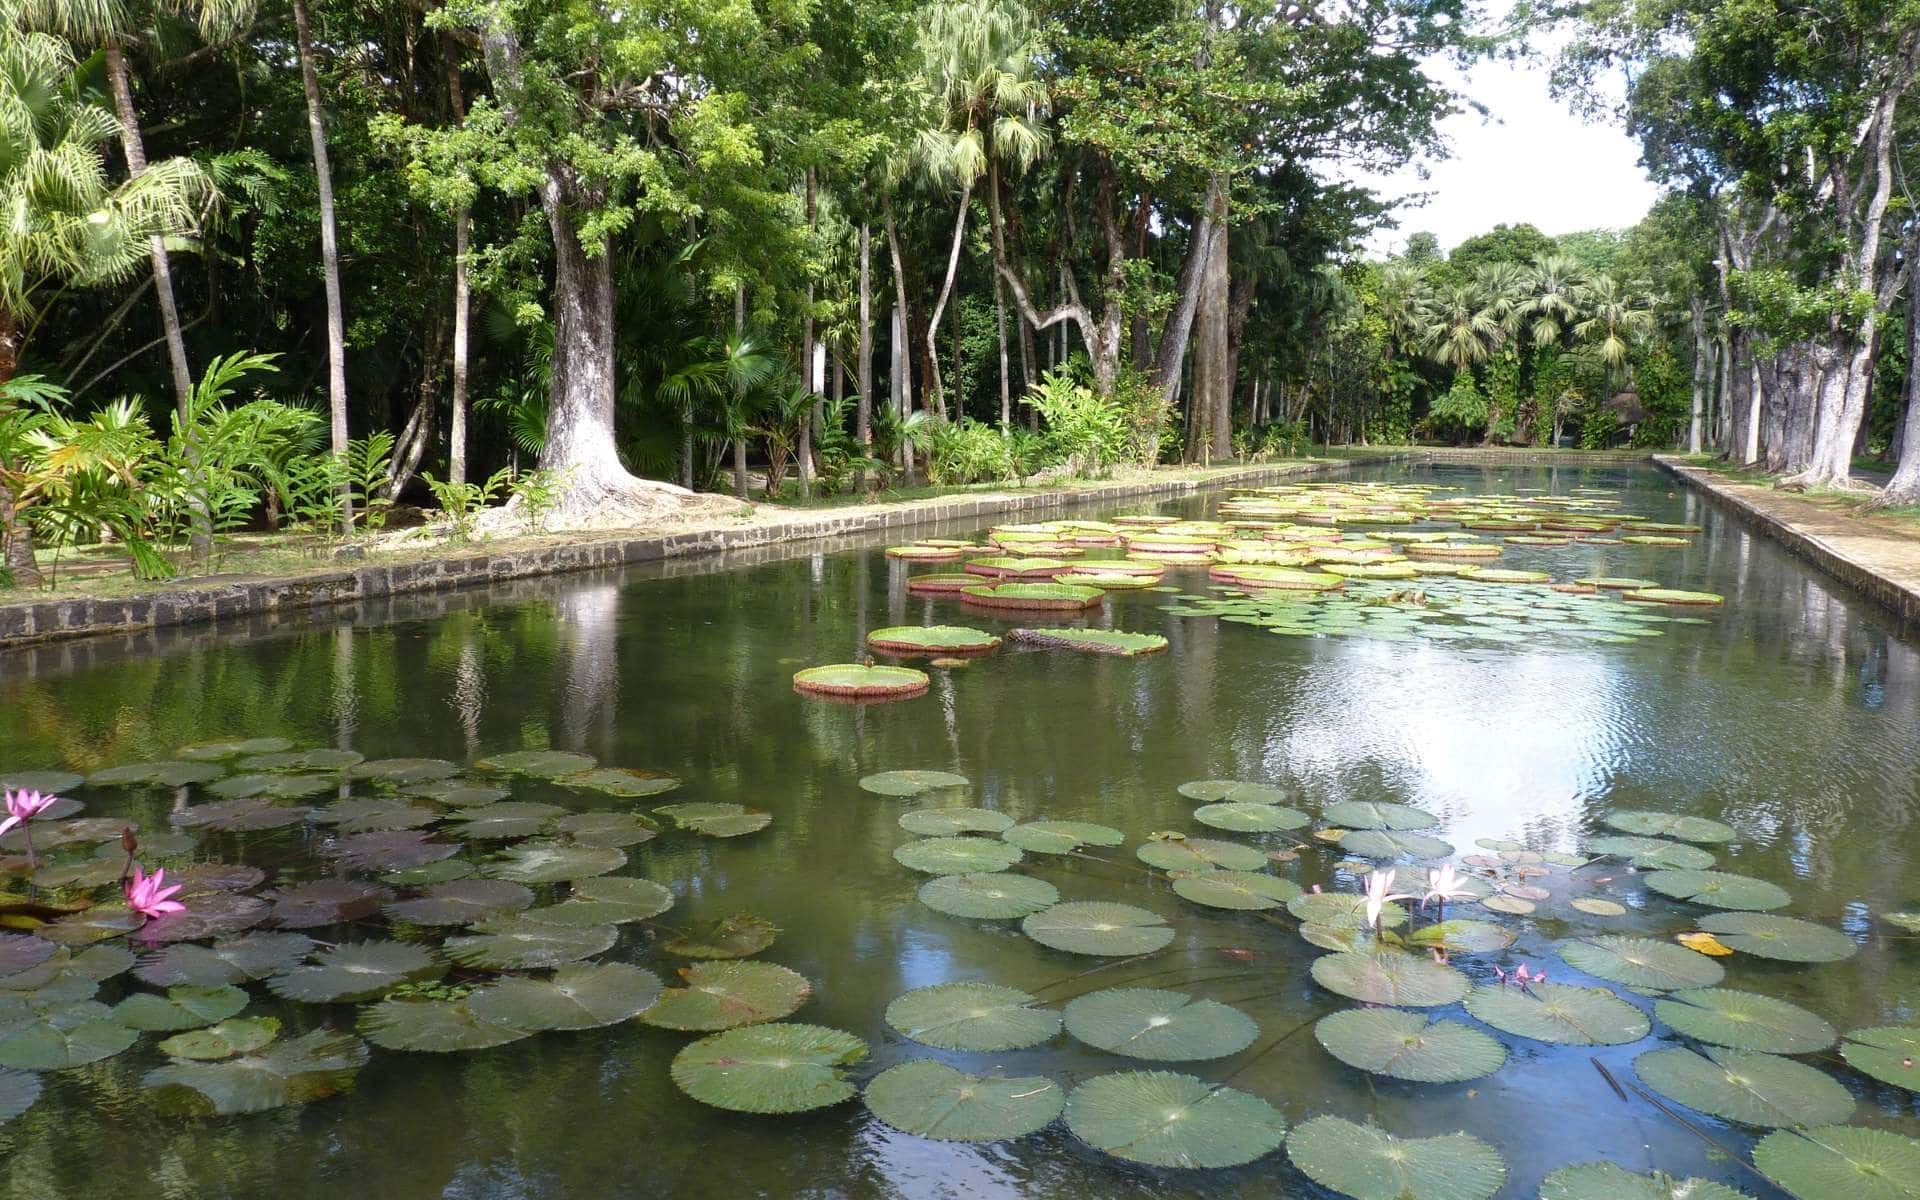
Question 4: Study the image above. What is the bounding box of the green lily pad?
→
[1882,912,1920,933]
[309,798,439,833]
[857,770,970,798]
[1604,811,1736,844]
[1539,1161,1752,1200]
[1066,1070,1286,1169]
[267,942,443,1003]
[0,1019,137,1070]
[959,582,1104,610]
[884,983,1061,1051]
[238,748,363,773]
[1838,1026,1920,1093]
[380,860,475,886]
[1464,981,1650,1045]
[1560,936,1725,991]
[1287,1116,1505,1200]
[1623,588,1723,606]
[1022,902,1174,957]
[205,773,337,801]
[113,984,248,1031]
[655,803,772,838]
[898,808,1013,836]
[1193,802,1310,833]
[156,1017,281,1060]
[671,1023,866,1114]
[1404,919,1515,954]
[1170,870,1302,910]
[178,738,296,762]
[0,935,57,978]
[134,933,316,988]
[0,1068,41,1124]
[267,880,395,929]
[136,893,272,944]
[558,768,681,799]
[88,760,226,788]
[322,830,459,872]
[466,962,663,1031]
[1323,801,1440,831]
[1753,1125,1920,1200]
[1008,628,1167,656]
[383,880,535,927]
[1656,988,1836,1054]
[1587,835,1717,870]
[1644,870,1791,911]
[1001,821,1125,854]
[551,811,659,848]
[1063,988,1257,1061]
[661,914,777,959]
[917,873,1060,919]
[639,961,811,1031]
[793,664,930,699]
[1634,1046,1854,1128]
[894,836,1022,875]
[1311,949,1469,1007]
[143,1029,367,1116]
[1315,1008,1506,1082]
[1136,837,1268,872]
[446,802,564,840]
[521,877,674,927]
[864,1060,1063,1143]
[1287,891,1409,931]
[1696,913,1857,963]
[404,781,510,807]
[485,841,627,884]
[172,798,312,831]
[357,999,529,1053]
[474,749,597,778]
[441,917,616,971]
[345,758,459,785]
[1177,780,1293,805]
[1339,829,1455,860]
[867,625,1003,653]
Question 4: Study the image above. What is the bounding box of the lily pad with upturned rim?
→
[1286,1115,1505,1200]
[1633,1045,1854,1127]
[670,1023,866,1114]
[1022,902,1174,957]
[1007,628,1168,657]
[1539,1162,1752,1200]
[639,961,811,1031]
[884,982,1061,1052]
[1314,1008,1506,1082]
[1560,936,1726,991]
[863,1060,1064,1143]
[1063,988,1257,1061]
[867,626,1003,654]
[959,583,1104,611]
[917,873,1059,919]
[1752,1125,1920,1200]
[793,664,930,700]
[1654,988,1836,1054]
[1696,913,1857,963]
[1463,981,1650,1045]
[1065,1070,1287,1169]
[1311,949,1469,1007]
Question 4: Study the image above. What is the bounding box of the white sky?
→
[1345,38,1664,258]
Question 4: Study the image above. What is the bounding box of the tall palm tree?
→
[1421,281,1503,372]
[1523,254,1590,347]
[1574,275,1656,399]
[290,0,350,527]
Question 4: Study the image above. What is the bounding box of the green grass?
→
[1675,456,1920,531]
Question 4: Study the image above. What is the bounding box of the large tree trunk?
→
[1878,227,1920,504]
[388,318,445,500]
[1188,210,1231,461]
[443,36,471,486]
[994,271,1011,431]
[857,220,874,491]
[293,0,354,530]
[1688,299,1709,453]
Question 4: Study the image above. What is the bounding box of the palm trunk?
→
[1,486,41,588]
[1688,300,1709,453]
[443,36,471,486]
[293,0,353,530]
[882,203,915,480]
[798,172,816,499]
[994,271,1010,432]
[857,219,873,491]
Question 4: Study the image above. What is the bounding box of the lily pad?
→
[383,879,535,927]
[345,758,459,785]
[1753,1125,1920,1200]
[357,998,529,1053]
[88,760,225,788]
[959,582,1105,611]
[1287,1116,1505,1200]
[522,877,675,927]
[885,983,1061,1051]
[171,798,312,832]
[1176,780,1293,805]
[894,836,1022,875]
[1066,1070,1287,1169]
[156,1017,281,1061]
[323,830,459,872]
[1063,988,1257,1061]
[441,917,616,971]
[1311,949,1469,1007]
[1696,913,1857,963]
[1315,1008,1506,1082]
[1539,1162,1752,1200]
[655,803,771,838]
[177,738,294,761]
[473,749,597,778]
[1323,800,1440,831]
[136,893,271,944]
[640,961,811,1031]
[404,781,509,807]
[1287,891,1409,931]
[557,767,681,798]
[917,873,1060,919]
[1587,835,1716,870]
[205,773,337,801]
[309,798,439,833]
[134,933,316,988]
[1193,802,1311,833]
[1001,821,1125,854]
[670,1023,866,1114]
[867,626,1003,654]
[267,941,444,1003]
[1022,902,1174,957]
[467,963,663,1031]
[0,1068,41,1124]
[0,1019,138,1070]
[143,1029,368,1116]
[793,664,929,700]
[0,935,57,978]
[1839,1026,1920,1093]
[113,984,249,1031]
[1403,919,1515,954]
[1464,981,1651,1045]
[552,811,659,848]
[1008,628,1167,656]
[864,1060,1063,1143]
[0,770,84,793]
[1171,870,1302,910]
[238,748,363,773]
[859,769,971,798]
[1560,936,1725,991]
[1339,829,1455,860]
[1623,588,1724,606]
[380,860,475,886]
[1571,897,1628,917]
[1655,988,1836,1054]
[268,880,395,929]
[1634,1046,1854,1127]
[899,808,1013,836]
[662,914,777,959]
[485,841,627,884]
[446,802,564,840]
[1604,811,1736,844]
[1644,870,1791,911]
[1136,837,1267,872]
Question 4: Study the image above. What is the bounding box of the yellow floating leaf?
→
[1676,931,1733,957]
[1313,828,1349,843]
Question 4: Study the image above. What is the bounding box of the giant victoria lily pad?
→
[1170,870,1301,911]
[867,626,1002,654]
[466,963,663,1031]
[1654,988,1836,1054]
[1634,1046,1854,1128]
[1314,1008,1506,1082]
[1311,949,1469,1008]
[268,942,443,1003]
[893,836,1021,875]
[1838,1026,1920,1093]
[1063,988,1256,1061]
[1696,912,1857,962]
[1559,936,1725,991]
[639,961,811,1031]
[441,917,617,971]
[917,873,1059,919]
[1007,628,1168,656]
[358,999,528,1053]
[1022,902,1174,956]
[1644,870,1791,911]
[959,583,1104,611]
[793,664,930,700]
[670,1023,866,1114]
[1603,811,1736,844]
[885,983,1060,1052]
[864,1060,1063,1143]
[1539,1162,1752,1200]
[1065,1070,1286,1169]
[1753,1125,1920,1200]
[1287,1116,1506,1200]
[143,1029,368,1115]
[1463,982,1650,1046]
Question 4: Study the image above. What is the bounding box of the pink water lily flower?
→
[1422,863,1478,913]
[0,789,61,866]
[1495,963,1547,990]
[1363,869,1412,931]
[124,865,186,920]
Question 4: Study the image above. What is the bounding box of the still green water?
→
[2,463,1918,1200]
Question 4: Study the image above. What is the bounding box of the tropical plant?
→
[921,417,1011,485]
[509,468,567,535]
[26,395,166,581]
[422,466,512,543]
[1023,369,1127,478]
[345,431,395,533]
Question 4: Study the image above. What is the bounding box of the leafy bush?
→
[1631,346,1689,448]
[509,468,568,534]
[922,417,1011,485]
[423,467,513,542]
[1024,369,1128,478]
[1424,375,1488,444]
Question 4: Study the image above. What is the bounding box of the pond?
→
[2,462,1918,1200]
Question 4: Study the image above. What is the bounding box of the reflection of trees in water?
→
[558,584,621,751]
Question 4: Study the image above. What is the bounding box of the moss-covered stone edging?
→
[0,457,1396,649]
[1656,456,1920,630]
